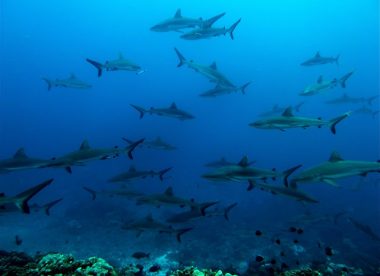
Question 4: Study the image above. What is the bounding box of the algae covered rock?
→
[170,266,237,276]
[75,257,118,276]
[279,267,322,276]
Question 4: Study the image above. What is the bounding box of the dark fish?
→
[270,259,276,265]
[281,263,289,270]
[132,252,150,259]
[289,227,297,232]
[296,228,304,234]
[149,265,161,272]
[280,251,286,257]
[293,239,299,244]
[275,239,281,245]
[255,230,262,236]
[296,260,300,265]
[325,246,333,256]
[15,235,22,246]
[256,255,264,262]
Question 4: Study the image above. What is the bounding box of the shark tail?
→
[158,167,172,181]
[42,198,63,216]
[130,104,147,119]
[174,48,186,67]
[126,138,145,160]
[83,186,97,200]
[224,202,238,221]
[240,82,251,94]
[294,102,305,112]
[121,137,134,144]
[283,165,302,187]
[329,112,350,134]
[42,78,53,91]
[339,71,354,88]
[86,58,103,77]
[335,54,340,66]
[200,201,219,216]
[176,227,193,243]
[14,178,54,214]
[229,18,241,40]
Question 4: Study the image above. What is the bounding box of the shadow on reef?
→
[0,250,372,275]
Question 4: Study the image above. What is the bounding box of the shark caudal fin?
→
[126,138,145,160]
[14,178,54,214]
[240,82,251,94]
[158,167,172,181]
[174,48,186,67]
[329,112,350,134]
[200,201,219,216]
[283,165,302,187]
[224,202,238,221]
[130,104,147,119]
[83,186,97,200]
[335,54,340,66]
[294,102,305,112]
[339,71,354,88]
[176,227,192,243]
[42,198,63,216]
[42,78,53,91]
[122,137,134,145]
[229,18,241,40]
[86,58,103,77]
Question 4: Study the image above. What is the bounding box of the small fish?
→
[255,230,262,236]
[270,259,276,265]
[149,265,161,272]
[296,260,300,265]
[325,246,334,256]
[296,228,304,234]
[15,235,22,246]
[293,239,299,244]
[275,239,281,245]
[280,251,286,257]
[132,252,150,259]
[256,255,264,262]
[289,227,297,232]
[281,263,289,270]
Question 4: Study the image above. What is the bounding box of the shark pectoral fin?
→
[247,180,255,191]
[135,231,143,238]
[65,167,72,174]
[322,178,340,187]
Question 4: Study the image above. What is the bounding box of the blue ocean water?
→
[0,0,379,274]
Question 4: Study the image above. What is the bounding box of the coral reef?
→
[170,266,237,276]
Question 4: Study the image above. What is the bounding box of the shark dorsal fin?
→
[164,187,174,196]
[79,140,90,150]
[118,52,124,60]
[170,102,178,109]
[174,8,182,18]
[282,107,294,117]
[209,62,217,70]
[146,213,153,221]
[329,151,344,162]
[129,165,137,172]
[69,73,76,80]
[13,148,27,159]
[315,51,321,58]
[238,156,249,167]
[317,75,323,84]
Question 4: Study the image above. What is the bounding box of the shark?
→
[300,72,354,96]
[180,18,241,40]
[135,187,212,210]
[202,156,301,188]
[300,51,340,66]
[248,180,318,203]
[290,151,380,187]
[166,202,236,224]
[108,165,172,183]
[325,93,378,105]
[0,148,51,174]
[130,102,195,120]
[42,139,144,173]
[353,106,379,117]
[199,82,250,97]
[86,53,144,77]
[122,137,176,151]
[174,48,235,87]
[83,186,143,201]
[258,102,305,117]
[0,178,54,214]
[42,74,92,91]
[29,198,63,216]
[150,9,225,32]
[121,214,192,242]
[204,157,255,168]
[249,107,350,134]
[348,217,380,242]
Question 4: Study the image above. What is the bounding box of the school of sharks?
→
[1,2,380,275]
